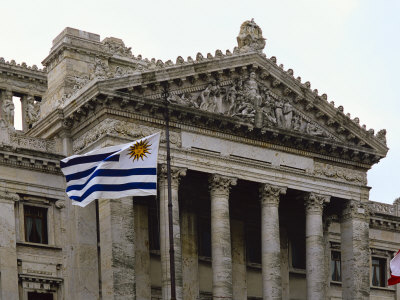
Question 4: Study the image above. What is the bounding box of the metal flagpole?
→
[161,84,177,300]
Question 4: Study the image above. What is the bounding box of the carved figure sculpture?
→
[306,122,325,136]
[275,98,284,128]
[244,72,262,106]
[225,85,237,116]
[237,18,266,52]
[26,96,40,127]
[2,94,14,127]
[199,81,219,113]
[283,100,293,129]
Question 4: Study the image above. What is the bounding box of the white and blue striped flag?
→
[60,132,160,207]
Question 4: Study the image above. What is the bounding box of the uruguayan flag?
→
[60,132,160,207]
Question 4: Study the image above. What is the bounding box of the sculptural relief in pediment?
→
[166,71,338,141]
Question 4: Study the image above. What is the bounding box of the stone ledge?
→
[16,241,62,251]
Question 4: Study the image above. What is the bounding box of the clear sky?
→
[1,0,398,204]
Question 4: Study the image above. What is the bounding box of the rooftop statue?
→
[237,18,266,52]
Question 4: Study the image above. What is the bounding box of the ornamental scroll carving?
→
[159,165,187,188]
[314,162,367,185]
[165,72,335,140]
[72,119,181,153]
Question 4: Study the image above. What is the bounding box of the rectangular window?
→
[148,208,160,251]
[331,251,341,282]
[372,257,387,287]
[24,205,48,244]
[198,217,211,258]
[290,236,306,269]
[28,292,53,300]
[246,225,261,264]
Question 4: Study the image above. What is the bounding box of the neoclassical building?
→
[0,20,399,300]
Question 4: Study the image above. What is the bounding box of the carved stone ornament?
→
[259,183,287,206]
[369,201,395,216]
[102,37,134,59]
[162,73,335,140]
[341,200,370,221]
[9,131,55,152]
[2,91,15,128]
[209,174,237,197]
[55,200,66,209]
[237,18,266,53]
[313,162,367,185]
[72,119,181,153]
[158,164,187,188]
[305,193,330,214]
[25,96,40,127]
[0,190,20,203]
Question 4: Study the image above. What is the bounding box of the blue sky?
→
[1,0,398,203]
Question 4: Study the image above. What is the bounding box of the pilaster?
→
[340,200,370,300]
[99,197,135,300]
[0,191,20,300]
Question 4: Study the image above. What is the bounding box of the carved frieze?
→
[160,72,336,141]
[313,162,367,185]
[9,133,56,153]
[369,201,395,216]
[72,119,181,153]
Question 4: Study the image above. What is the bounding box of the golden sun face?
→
[127,139,151,162]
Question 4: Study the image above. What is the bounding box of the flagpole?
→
[162,84,177,300]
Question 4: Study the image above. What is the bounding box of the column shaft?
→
[260,184,286,300]
[231,219,247,300]
[209,174,237,299]
[341,200,370,300]
[99,197,135,300]
[305,193,330,300]
[159,165,186,300]
[0,192,19,300]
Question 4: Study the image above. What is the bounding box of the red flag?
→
[388,250,400,286]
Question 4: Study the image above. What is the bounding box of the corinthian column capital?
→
[158,164,187,188]
[341,200,370,222]
[305,192,330,214]
[209,174,237,197]
[259,183,287,207]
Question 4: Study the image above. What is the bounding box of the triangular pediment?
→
[49,47,387,167]
[91,51,386,159]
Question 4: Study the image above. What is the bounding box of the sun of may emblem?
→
[127,139,152,162]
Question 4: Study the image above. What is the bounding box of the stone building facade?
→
[0,20,398,300]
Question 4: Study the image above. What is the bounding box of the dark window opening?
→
[24,205,48,244]
[246,225,261,264]
[331,251,341,282]
[28,292,53,300]
[372,257,387,287]
[290,236,306,269]
[198,217,211,258]
[148,208,160,251]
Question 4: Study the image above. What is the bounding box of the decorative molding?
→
[158,164,187,188]
[0,190,20,202]
[341,200,370,222]
[369,201,395,216]
[259,183,287,206]
[313,162,367,185]
[72,119,181,153]
[209,174,237,197]
[305,192,330,214]
[9,132,56,153]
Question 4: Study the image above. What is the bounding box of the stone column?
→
[209,174,237,299]
[181,203,199,300]
[159,165,187,300]
[259,184,287,300]
[231,219,247,300]
[0,191,20,300]
[99,197,135,300]
[134,203,151,300]
[304,193,330,300]
[340,200,370,300]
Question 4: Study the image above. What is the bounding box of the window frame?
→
[24,205,48,244]
[371,256,387,288]
[330,250,342,283]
